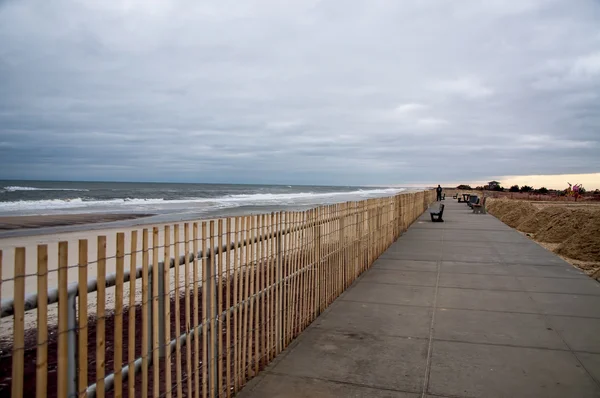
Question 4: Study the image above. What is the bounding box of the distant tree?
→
[580,186,587,194]
[456,184,472,189]
[537,187,549,194]
[509,185,520,192]
[521,185,534,192]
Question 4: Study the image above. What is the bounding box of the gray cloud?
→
[1,0,599,186]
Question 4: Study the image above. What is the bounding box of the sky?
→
[0,0,599,188]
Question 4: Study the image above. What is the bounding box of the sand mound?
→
[555,214,600,262]
[517,206,565,234]
[487,199,514,219]
[535,209,593,243]
[500,202,537,228]
[485,199,501,213]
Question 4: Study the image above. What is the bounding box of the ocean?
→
[0,181,414,220]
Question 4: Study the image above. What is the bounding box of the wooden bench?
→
[458,193,470,203]
[473,197,486,214]
[467,196,479,208]
[430,204,445,222]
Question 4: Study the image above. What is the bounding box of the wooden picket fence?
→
[0,190,435,398]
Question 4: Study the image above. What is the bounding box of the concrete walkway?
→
[239,199,600,398]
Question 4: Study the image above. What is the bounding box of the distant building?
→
[487,181,501,190]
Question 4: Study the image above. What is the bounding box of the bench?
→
[467,195,479,208]
[473,197,486,214]
[452,193,458,199]
[441,193,446,200]
[430,204,445,222]
[458,193,470,203]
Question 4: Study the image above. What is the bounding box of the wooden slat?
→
[325,207,329,307]
[266,214,272,359]
[129,231,138,398]
[317,208,323,315]
[209,221,216,398]
[322,207,327,309]
[339,204,343,297]
[201,222,208,398]
[247,216,255,377]
[184,224,193,398]
[192,223,200,398]
[284,212,291,345]
[307,210,313,326]
[313,208,319,322]
[174,225,183,398]
[114,233,125,397]
[291,212,301,339]
[233,217,241,391]
[265,214,271,362]
[340,204,344,297]
[36,246,48,398]
[141,229,150,398]
[12,247,26,397]
[225,219,232,397]
[303,210,310,323]
[164,226,172,398]
[241,216,250,386]
[152,228,160,398]
[264,214,270,360]
[97,237,107,398]
[295,212,304,337]
[295,211,301,334]
[301,211,307,330]
[292,212,303,337]
[285,213,293,343]
[327,206,331,305]
[252,215,259,376]
[78,240,88,398]
[268,213,274,360]
[307,209,313,328]
[216,219,224,397]
[276,213,282,354]
[259,214,265,368]
[57,242,68,398]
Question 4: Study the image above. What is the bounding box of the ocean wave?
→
[2,186,89,192]
[0,197,199,211]
[221,188,404,202]
[0,187,406,212]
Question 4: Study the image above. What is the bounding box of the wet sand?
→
[0,213,154,230]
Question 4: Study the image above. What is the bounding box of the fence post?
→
[147,267,154,360]
[207,244,218,398]
[157,261,165,357]
[67,294,77,398]
[339,204,345,291]
[276,212,282,354]
[315,208,322,316]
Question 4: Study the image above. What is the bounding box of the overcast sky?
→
[1,0,599,187]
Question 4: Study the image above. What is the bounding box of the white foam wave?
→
[221,188,403,202]
[0,187,406,213]
[3,186,89,192]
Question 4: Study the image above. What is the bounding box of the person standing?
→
[436,185,443,201]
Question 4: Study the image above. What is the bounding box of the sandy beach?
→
[0,210,315,338]
[0,215,233,340]
[0,213,153,230]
